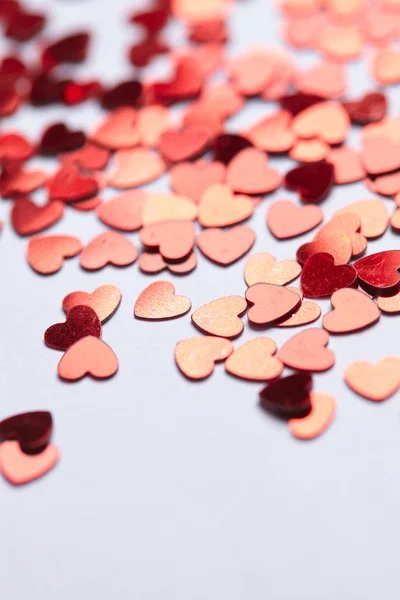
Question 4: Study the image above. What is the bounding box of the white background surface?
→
[1,0,400,598]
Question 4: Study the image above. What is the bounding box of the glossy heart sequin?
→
[0,411,52,452]
[27,235,82,274]
[245,283,301,325]
[197,226,255,265]
[301,253,357,298]
[278,328,335,372]
[44,305,102,351]
[159,126,209,162]
[175,336,233,379]
[135,281,191,320]
[292,101,350,144]
[80,232,138,270]
[244,252,301,287]
[267,200,323,239]
[225,337,283,381]
[354,250,400,291]
[191,296,247,338]
[96,190,147,231]
[343,92,387,125]
[58,337,118,380]
[142,192,197,225]
[259,373,313,418]
[322,288,380,333]
[108,148,166,188]
[284,161,334,204]
[11,197,64,236]
[345,358,400,401]
[226,147,282,195]
[198,184,254,227]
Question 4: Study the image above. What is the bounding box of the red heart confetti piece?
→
[58,337,119,381]
[175,336,233,380]
[245,283,302,326]
[322,288,380,334]
[0,411,53,452]
[79,232,138,270]
[284,161,334,204]
[259,373,313,418]
[11,197,64,236]
[197,226,255,265]
[267,200,323,239]
[96,190,147,232]
[301,252,357,298]
[135,281,192,320]
[44,305,102,351]
[191,295,247,338]
[225,337,283,381]
[354,250,400,292]
[27,235,82,275]
[278,328,335,372]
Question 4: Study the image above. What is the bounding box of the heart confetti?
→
[225,337,283,381]
[175,337,233,379]
[135,281,192,320]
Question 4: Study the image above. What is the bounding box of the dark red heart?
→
[149,56,204,104]
[39,123,86,156]
[63,81,102,105]
[285,161,334,204]
[30,73,71,106]
[0,56,27,87]
[5,10,46,41]
[129,36,169,67]
[41,32,90,71]
[354,250,400,292]
[130,7,169,32]
[0,0,20,23]
[301,252,357,298]
[0,411,53,452]
[259,373,313,418]
[11,197,65,236]
[343,92,387,125]
[49,163,98,203]
[213,134,253,165]
[101,80,142,110]
[44,305,101,351]
[279,92,324,116]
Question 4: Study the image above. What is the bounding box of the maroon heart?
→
[44,305,101,351]
[354,250,400,292]
[0,56,27,87]
[0,411,53,452]
[213,133,253,165]
[285,161,334,204]
[259,373,313,418]
[49,163,98,203]
[5,10,46,41]
[301,252,357,298]
[39,122,86,156]
[129,36,169,68]
[279,92,324,116]
[42,32,90,71]
[30,73,71,106]
[343,92,387,125]
[130,7,169,32]
[101,80,142,110]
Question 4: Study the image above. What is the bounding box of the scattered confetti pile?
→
[2,0,400,485]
